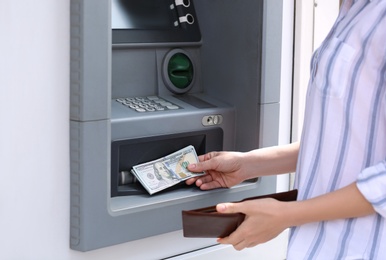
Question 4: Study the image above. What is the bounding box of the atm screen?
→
[112,0,176,30]
[111,0,201,44]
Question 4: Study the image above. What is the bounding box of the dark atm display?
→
[111,0,201,44]
[112,0,177,30]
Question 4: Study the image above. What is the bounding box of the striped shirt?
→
[287,0,386,259]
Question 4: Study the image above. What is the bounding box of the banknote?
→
[131,145,205,195]
[162,146,204,180]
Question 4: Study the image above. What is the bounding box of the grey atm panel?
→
[70,0,280,252]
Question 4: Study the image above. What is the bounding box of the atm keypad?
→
[116,96,181,113]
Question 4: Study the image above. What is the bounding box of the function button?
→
[167,105,179,110]
[175,0,190,7]
[147,96,159,101]
[159,102,173,106]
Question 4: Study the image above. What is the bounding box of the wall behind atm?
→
[0,1,166,259]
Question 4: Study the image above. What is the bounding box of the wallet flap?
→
[182,189,297,238]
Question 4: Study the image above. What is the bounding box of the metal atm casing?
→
[70,0,288,253]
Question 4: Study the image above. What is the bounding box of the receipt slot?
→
[70,0,287,252]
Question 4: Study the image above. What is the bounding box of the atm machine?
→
[70,0,293,257]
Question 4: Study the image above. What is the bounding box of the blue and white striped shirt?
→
[288,0,386,259]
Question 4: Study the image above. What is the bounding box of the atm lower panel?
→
[70,118,278,252]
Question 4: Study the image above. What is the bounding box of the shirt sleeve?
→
[357,160,386,218]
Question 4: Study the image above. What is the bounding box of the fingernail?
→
[217,204,226,212]
[188,164,196,169]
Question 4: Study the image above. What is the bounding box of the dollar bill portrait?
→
[154,162,179,184]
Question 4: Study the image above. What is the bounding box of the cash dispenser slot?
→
[111,128,223,197]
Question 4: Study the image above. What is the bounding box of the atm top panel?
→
[112,0,201,44]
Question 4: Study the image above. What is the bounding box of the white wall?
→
[276,0,295,192]
[314,0,340,49]
[0,1,72,258]
[292,0,315,142]
[292,0,339,142]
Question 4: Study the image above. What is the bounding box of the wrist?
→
[282,200,309,227]
[275,200,300,228]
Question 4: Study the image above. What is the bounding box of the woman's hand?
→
[186,151,247,190]
[216,198,290,250]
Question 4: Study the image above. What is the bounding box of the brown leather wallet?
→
[182,189,298,238]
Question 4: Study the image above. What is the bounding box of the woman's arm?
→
[242,141,299,178]
[187,142,300,190]
[286,182,375,226]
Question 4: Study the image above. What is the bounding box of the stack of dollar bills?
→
[131,145,205,195]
